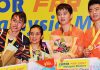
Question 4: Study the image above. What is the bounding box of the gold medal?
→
[88,45,94,50]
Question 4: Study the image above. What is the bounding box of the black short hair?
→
[88,0,100,11]
[11,11,26,24]
[56,3,73,15]
[30,25,43,36]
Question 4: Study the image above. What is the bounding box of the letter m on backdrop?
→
[75,16,92,30]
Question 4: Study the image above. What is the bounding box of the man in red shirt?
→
[50,3,84,62]
[84,0,100,58]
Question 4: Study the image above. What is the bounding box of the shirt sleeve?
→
[41,42,50,54]
[72,27,85,47]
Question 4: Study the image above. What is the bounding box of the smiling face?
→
[10,15,24,32]
[57,9,72,25]
[89,4,100,23]
[29,27,42,45]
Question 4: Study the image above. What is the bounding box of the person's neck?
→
[8,29,19,40]
[94,21,100,31]
[31,43,40,50]
[61,23,70,33]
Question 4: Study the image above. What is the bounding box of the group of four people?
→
[0,0,100,67]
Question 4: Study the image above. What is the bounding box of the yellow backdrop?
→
[0,0,92,40]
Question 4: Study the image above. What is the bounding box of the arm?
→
[15,36,30,64]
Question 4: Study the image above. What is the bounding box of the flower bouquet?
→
[50,35,77,60]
